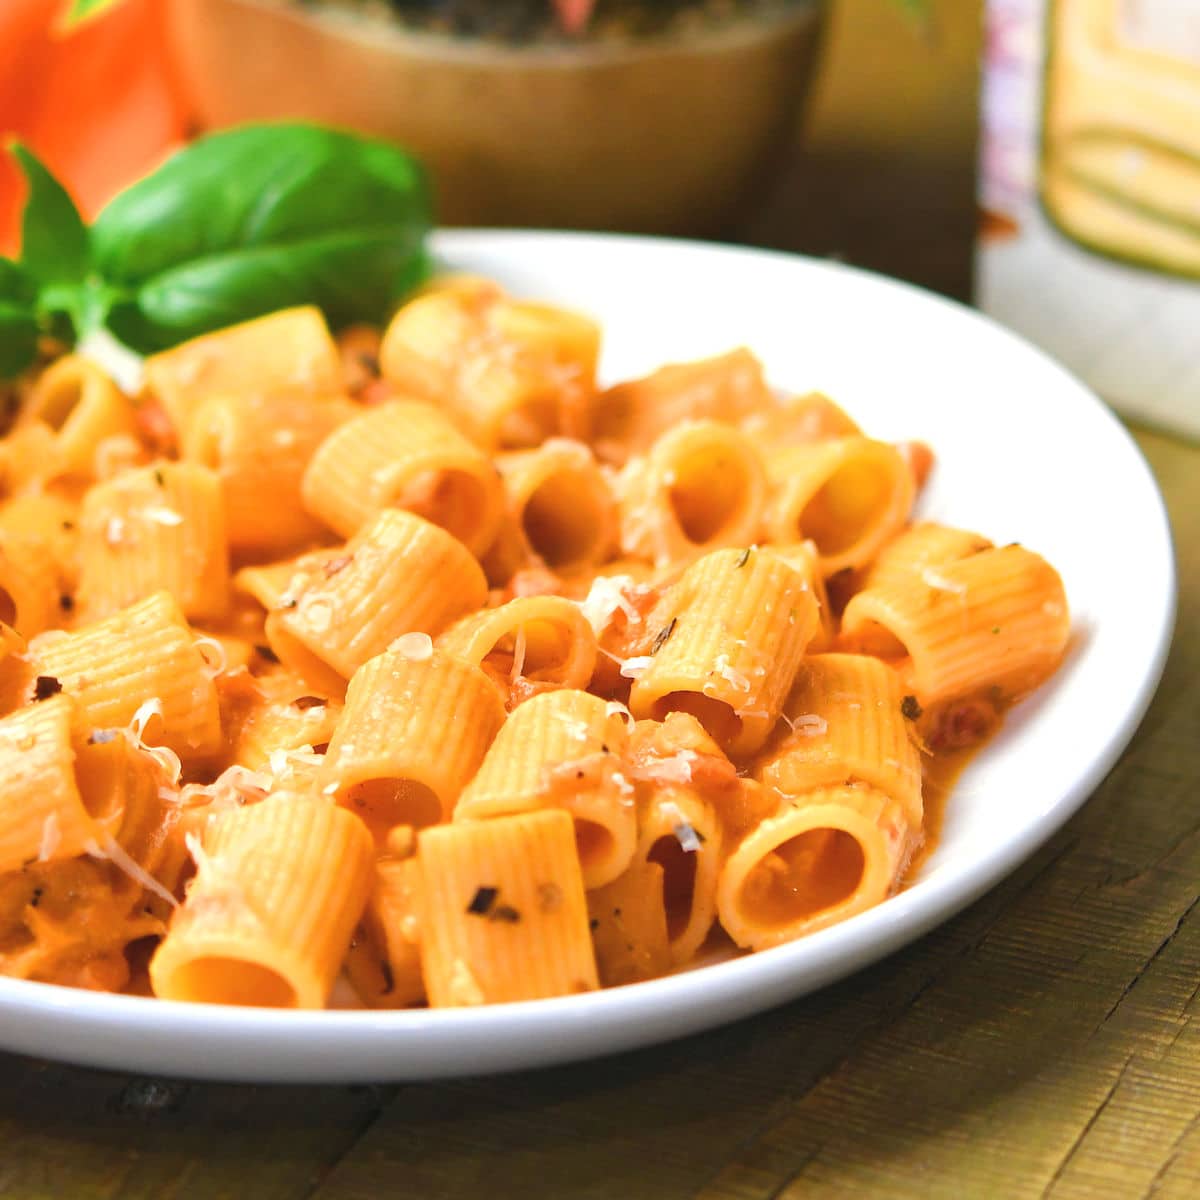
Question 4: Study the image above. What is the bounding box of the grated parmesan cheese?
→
[791,713,828,737]
[713,654,751,694]
[85,834,179,910]
[640,750,696,785]
[392,631,433,662]
[37,813,61,862]
[921,566,968,597]
[447,959,486,1006]
[130,698,163,740]
[193,635,227,677]
[619,655,654,680]
[301,598,334,633]
[660,801,703,853]
[577,575,642,636]
[139,505,184,528]
[555,714,592,742]
[510,625,527,683]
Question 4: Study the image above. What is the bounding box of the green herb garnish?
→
[0,123,431,377]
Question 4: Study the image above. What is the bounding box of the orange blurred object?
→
[0,0,187,256]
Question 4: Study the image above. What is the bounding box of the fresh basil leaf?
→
[0,302,39,378]
[0,258,35,306]
[92,123,430,291]
[9,143,91,290]
[63,0,124,26]
[121,228,429,352]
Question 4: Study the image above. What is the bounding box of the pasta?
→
[0,276,1070,1010]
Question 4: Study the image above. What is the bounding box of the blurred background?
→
[2,0,1198,436]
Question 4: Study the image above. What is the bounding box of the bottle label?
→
[1119,0,1200,68]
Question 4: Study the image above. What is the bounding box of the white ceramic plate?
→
[0,232,1174,1083]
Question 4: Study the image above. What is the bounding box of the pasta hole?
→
[486,620,569,682]
[399,469,489,549]
[800,458,894,556]
[651,692,742,751]
[35,376,83,432]
[648,834,697,942]
[166,958,297,1008]
[669,453,750,545]
[0,587,16,628]
[522,471,605,568]
[574,819,614,874]
[739,828,865,928]
[845,618,908,662]
[344,778,443,838]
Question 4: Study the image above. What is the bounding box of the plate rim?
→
[0,229,1176,1082]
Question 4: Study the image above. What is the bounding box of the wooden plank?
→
[311,427,1198,1200]
[306,838,1075,1200]
[0,446,1188,1200]
[693,428,1200,1200]
[0,1058,393,1200]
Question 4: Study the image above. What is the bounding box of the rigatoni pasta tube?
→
[143,306,341,436]
[234,548,343,614]
[321,646,506,839]
[150,792,374,1008]
[28,591,222,761]
[301,400,503,554]
[437,594,598,704]
[225,675,343,774]
[380,290,598,450]
[756,653,922,827]
[417,809,598,1006]
[740,390,860,448]
[717,784,911,949]
[764,437,914,577]
[591,349,771,459]
[840,544,1070,707]
[23,356,136,479]
[770,540,835,653]
[344,855,425,1009]
[629,547,818,758]
[0,532,61,637]
[455,689,635,889]
[618,421,767,566]
[495,438,615,570]
[0,493,80,592]
[0,421,61,495]
[0,695,100,873]
[586,861,671,986]
[181,391,357,554]
[77,462,230,622]
[861,521,992,594]
[633,788,723,966]
[268,509,488,690]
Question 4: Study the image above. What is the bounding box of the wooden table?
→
[0,426,1193,1199]
[6,5,1200,1196]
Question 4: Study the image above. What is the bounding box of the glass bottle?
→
[1042,0,1200,276]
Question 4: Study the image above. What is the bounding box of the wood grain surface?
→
[2,340,1195,1181]
[0,427,1191,1200]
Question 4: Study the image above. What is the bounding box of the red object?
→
[552,0,597,35]
[0,0,187,257]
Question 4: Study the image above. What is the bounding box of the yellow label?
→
[1119,0,1200,67]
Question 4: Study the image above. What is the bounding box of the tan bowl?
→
[166,0,825,236]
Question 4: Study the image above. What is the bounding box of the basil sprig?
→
[0,123,431,375]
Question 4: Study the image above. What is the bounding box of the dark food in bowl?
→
[303,0,808,42]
